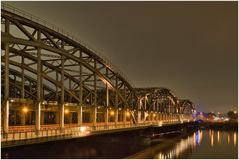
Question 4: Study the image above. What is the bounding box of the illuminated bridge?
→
[1,4,196,146]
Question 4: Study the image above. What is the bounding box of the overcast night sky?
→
[5,1,238,113]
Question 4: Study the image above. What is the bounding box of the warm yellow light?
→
[234,132,237,147]
[65,109,69,114]
[110,111,115,116]
[126,112,130,117]
[153,113,156,117]
[22,107,28,113]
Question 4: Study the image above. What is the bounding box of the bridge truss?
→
[1,4,195,135]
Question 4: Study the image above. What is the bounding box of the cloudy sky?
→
[5,1,237,113]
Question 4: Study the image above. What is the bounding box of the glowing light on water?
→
[228,133,230,144]
[196,130,201,145]
[200,130,203,144]
[234,132,237,147]
[211,131,214,147]
[156,130,202,159]
[217,131,220,143]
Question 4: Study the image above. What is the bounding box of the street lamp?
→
[110,111,115,116]
[22,107,28,113]
[126,112,130,117]
[65,109,69,114]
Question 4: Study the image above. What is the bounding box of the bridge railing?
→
[1,2,135,88]
[1,119,191,145]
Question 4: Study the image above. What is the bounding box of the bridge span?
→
[1,3,196,147]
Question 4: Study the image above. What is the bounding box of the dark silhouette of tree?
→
[227,111,238,120]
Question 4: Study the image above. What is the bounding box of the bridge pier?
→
[105,108,109,127]
[77,106,83,126]
[92,107,97,127]
[3,100,9,135]
[36,102,41,134]
[60,104,64,130]
[115,109,118,125]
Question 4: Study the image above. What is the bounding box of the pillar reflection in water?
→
[217,131,220,144]
[228,133,230,144]
[233,132,237,147]
[156,130,202,159]
[211,130,214,147]
[196,130,202,145]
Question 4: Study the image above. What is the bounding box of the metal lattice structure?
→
[1,3,195,135]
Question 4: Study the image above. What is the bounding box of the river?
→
[128,129,238,159]
[1,127,238,159]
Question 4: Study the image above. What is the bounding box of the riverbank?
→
[202,121,238,130]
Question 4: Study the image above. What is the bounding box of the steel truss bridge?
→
[1,4,196,144]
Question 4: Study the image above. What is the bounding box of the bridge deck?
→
[1,119,192,148]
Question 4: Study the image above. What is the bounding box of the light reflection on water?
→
[155,130,237,159]
[234,132,237,147]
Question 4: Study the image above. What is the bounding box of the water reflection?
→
[156,131,200,159]
[155,130,237,159]
[228,133,230,144]
[217,131,220,143]
[211,130,214,147]
[234,132,237,147]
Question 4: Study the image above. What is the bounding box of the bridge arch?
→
[1,4,196,134]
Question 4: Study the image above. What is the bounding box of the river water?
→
[128,129,238,159]
[1,127,238,159]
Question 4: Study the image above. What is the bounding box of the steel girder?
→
[1,7,196,121]
[135,87,180,114]
[1,65,57,101]
[1,9,138,110]
[179,99,195,114]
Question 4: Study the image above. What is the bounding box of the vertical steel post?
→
[78,106,82,126]
[3,19,10,135]
[92,107,97,127]
[78,51,83,126]
[60,56,65,130]
[105,108,108,126]
[21,57,25,98]
[106,83,109,107]
[115,109,118,125]
[36,30,42,133]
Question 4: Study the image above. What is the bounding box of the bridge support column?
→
[115,109,118,125]
[92,107,97,127]
[3,100,9,135]
[137,111,141,124]
[36,103,41,134]
[60,104,64,130]
[77,106,82,126]
[3,18,10,136]
[156,113,159,122]
[105,108,109,126]
[149,113,152,122]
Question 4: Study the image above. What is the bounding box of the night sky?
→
[5,1,238,113]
